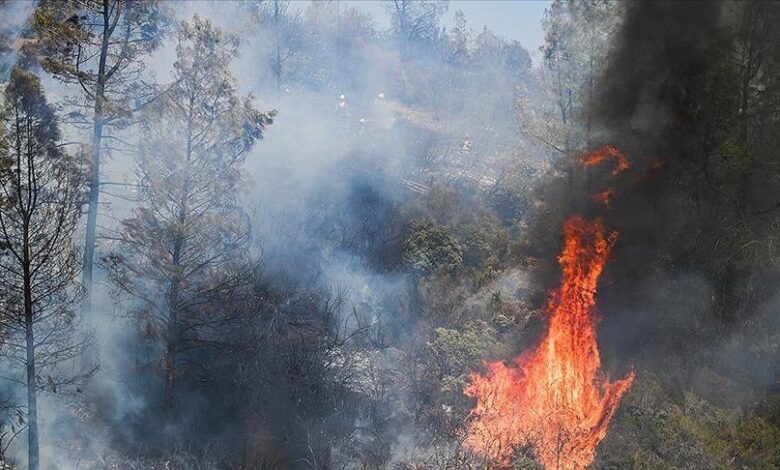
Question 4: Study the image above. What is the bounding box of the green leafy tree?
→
[403,218,463,274]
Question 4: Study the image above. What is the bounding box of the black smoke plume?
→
[524,0,780,404]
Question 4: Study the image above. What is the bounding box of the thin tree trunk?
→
[23,208,39,470]
[163,241,183,451]
[82,112,103,308]
[24,313,39,470]
[82,0,111,310]
[163,98,194,448]
[163,306,177,446]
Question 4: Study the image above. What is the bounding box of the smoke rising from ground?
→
[2,1,780,468]
[1,1,529,467]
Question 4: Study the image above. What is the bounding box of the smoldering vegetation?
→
[0,0,780,469]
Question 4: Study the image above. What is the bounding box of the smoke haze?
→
[2,1,780,468]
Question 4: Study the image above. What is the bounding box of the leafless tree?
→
[260,0,306,90]
[384,0,448,56]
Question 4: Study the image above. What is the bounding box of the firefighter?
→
[337,94,349,117]
[461,134,472,154]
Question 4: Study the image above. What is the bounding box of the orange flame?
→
[581,145,629,176]
[464,216,634,469]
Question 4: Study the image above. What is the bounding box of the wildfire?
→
[464,216,634,469]
[591,188,615,208]
[580,145,629,176]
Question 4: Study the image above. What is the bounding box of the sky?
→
[445,0,549,52]
[315,1,551,59]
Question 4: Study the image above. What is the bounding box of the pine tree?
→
[102,16,274,444]
[0,68,92,470]
[33,0,169,308]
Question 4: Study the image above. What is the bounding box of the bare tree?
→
[258,0,306,90]
[384,0,448,56]
[0,68,93,470]
[101,16,274,445]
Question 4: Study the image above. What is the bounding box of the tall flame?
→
[464,216,634,469]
